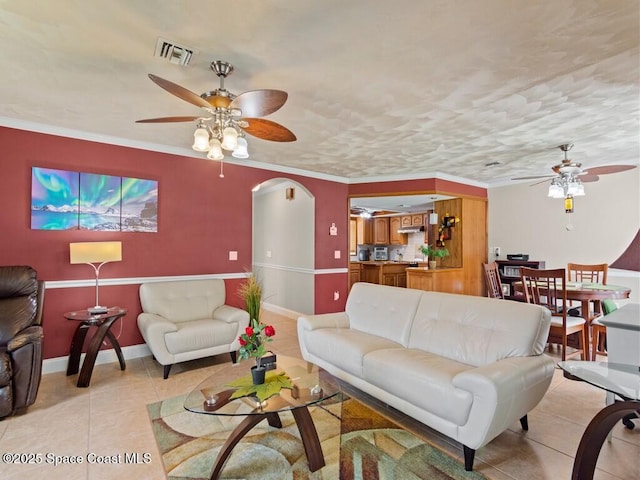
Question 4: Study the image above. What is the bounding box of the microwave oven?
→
[373,246,388,261]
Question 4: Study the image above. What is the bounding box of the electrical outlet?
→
[493,247,500,257]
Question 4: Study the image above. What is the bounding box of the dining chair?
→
[567,262,609,318]
[520,267,588,361]
[482,262,504,299]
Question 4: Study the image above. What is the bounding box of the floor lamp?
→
[70,241,122,314]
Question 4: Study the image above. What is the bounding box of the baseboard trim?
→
[42,343,152,375]
[42,305,300,375]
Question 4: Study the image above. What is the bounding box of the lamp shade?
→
[232,137,249,158]
[192,126,210,152]
[429,212,438,225]
[548,183,564,198]
[70,241,122,264]
[207,139,224,160]
[221,127,238,150]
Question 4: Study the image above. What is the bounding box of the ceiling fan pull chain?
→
[219,157,225,178]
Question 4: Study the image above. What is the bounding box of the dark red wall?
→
[0,126,348,358]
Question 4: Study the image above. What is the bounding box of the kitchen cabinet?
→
[349,218,357,255]
[373,217,389,244]
[360,262,408,287]
[406,267,464,294]
[349,262,361,290]
[356,216,373,244]
[401,214,425,227]
[389,217,407,245]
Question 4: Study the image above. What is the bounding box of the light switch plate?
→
[229,251,238,261]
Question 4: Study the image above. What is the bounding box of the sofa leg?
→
[463,445,475,471]
[230,351,238,364]
[163,365,172,379]
[520,414,529,431]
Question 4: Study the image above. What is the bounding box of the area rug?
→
[147,394,486,480]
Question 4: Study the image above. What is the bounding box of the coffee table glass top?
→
[184,354,341,416]
[558,361,640,401]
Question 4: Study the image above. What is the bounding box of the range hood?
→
[397,226,425,234]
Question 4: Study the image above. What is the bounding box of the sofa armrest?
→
[137,313,177,340]
[7,326,44,353]
[452,355,555,449]
[213,305,250,325]
[297,312,350,331]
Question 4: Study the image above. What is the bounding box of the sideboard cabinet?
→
[495,259,546,300]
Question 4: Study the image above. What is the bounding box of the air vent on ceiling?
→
[154,37,195,66]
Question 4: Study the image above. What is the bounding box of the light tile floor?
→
[0,310,638,479]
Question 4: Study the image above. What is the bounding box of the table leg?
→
[77,316,120,387]
[209,413,271,480]
[292,406,325,472]
[572,400,640,480]
[104,329,126,371]
[581,299,593,361]
[67,323,90,376]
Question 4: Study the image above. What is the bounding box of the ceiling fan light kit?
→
[513,143,636,213]
[137,60,296,166]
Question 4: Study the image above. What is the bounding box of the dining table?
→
[512,282,631,361]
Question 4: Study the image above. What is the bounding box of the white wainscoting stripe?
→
[44,272,249,289]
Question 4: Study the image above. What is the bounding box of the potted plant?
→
[238,271,262,328]
[419,244,450,270]
[237,272,276,384]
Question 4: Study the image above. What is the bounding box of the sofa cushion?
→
[408,292,550,367]
[364,348,474,425]
[346,283,424,347]
[164,319,238,355]
[140,279,226,323]
[301,327,403,378]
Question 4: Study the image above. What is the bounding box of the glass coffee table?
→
[558,361,639,480]
[184,354,341,480]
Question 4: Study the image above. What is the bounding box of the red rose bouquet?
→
[238,321,276,362]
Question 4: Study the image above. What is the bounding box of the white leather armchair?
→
[137,278,249,379]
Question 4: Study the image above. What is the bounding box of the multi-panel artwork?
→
[31,167,158,232]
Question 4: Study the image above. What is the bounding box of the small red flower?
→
[238,336,247,346]
[264,325,276,337]
[245,326,254,337]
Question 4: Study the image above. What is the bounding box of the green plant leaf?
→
[227,371,293,402]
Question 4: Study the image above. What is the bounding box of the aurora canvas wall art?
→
[31,167,158,232]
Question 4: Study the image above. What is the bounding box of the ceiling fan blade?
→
[582,165,637,176]
[230,90,288,117]
[241,118,297,142]
[579,174,600,183]
[529,178,553,186]
[148,74,212,110]
[136,116,200,123]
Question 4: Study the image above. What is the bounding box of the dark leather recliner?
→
[0,266,44,419]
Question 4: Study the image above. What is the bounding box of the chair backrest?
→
[520,267,567,318]
[483,262,503,299]
[0,266,44,346]
[567,262,608,285]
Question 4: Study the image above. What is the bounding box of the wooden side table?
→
[65,307,127,387]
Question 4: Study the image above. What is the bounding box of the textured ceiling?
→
[0,1,638,187]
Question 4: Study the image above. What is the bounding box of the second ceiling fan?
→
[513,144,636,186]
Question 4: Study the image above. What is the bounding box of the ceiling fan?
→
[512,144,637,187]
[136,60,296,159]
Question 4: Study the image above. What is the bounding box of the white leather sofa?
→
[298,282,555,471]
[138,279,249,379]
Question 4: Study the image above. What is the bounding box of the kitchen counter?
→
[406,267,465,294]
[358,261,408,287]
